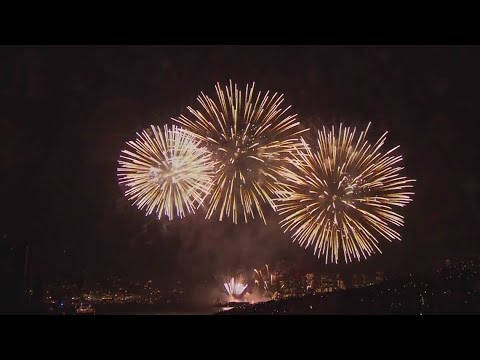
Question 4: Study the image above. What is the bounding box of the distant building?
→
[352,273,368,288]
[319,274,336,292]
[306,273,314,291]
[336,274,346,290]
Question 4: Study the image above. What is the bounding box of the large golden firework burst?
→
[275,123,415,263]
[117,125,215,220]
[174,81,307,224]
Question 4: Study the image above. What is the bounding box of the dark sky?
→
[1,45,478,285]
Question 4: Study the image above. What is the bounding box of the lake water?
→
[93,303,225,315]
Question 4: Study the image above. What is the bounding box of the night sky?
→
[1,45,478,286]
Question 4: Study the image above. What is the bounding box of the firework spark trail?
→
[223,277,248,298]
[275,122,415,264]
[174,80,307,224]
[117,125,215,220]
[254,264,273,293]
[254,264,284,299]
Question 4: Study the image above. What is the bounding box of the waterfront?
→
[92,303,221,315]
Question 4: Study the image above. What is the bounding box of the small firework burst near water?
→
[276,123,415,264]
[223,277,248,298]
[118,125,215,220]
[174,80,307,224]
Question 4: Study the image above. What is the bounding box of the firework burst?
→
[276,123,415,264]
[254,264,274,293]
[117,125,215,220]
[254,264,284,299]
[223,277,248,298]
[174,81,307,224]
